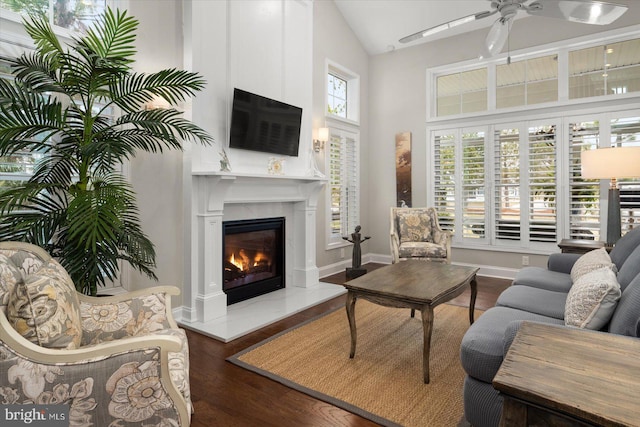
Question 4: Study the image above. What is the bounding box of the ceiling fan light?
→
[483,18,511,58]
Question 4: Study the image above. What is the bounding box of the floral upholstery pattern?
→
[390,207,452,263]
[0,254,22,313]
[7,259,83,349]
[0,242,191,426]
[397,210,434,243]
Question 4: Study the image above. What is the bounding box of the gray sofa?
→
[460,226,640,427]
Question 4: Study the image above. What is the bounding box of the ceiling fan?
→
[399,0,629,58]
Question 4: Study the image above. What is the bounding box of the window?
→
[326,126,359,247]
[436,67,487,117]
[0,0,106,32]
[431,34,640,119]
[496,55,558,109]
[0,57,45,193]
[327,73,347,118]
[433,132,455,232]
[569,38,640,100]
[326,61,360,123]
[568,121,601,240]
[433,121,559,249]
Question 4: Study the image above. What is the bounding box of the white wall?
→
[366,7,640,272]
[312,0,370,269]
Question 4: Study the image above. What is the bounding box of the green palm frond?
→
[78,7,137,64]
[22,13,64,61]
[112,69,207,112]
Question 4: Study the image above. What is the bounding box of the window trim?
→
[325,59,360,126]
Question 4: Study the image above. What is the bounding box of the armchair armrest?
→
[78,286,180,345]
[1,312,188,426]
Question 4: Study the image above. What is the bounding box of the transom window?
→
[328,73,347,118]
[433,35,640,118]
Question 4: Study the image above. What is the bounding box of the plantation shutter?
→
[494,127,521,241]
[462,131,486,240]
[568,121,601,240]
[433,132,455,233]
[328,129,359,239]
[528,125,557,243]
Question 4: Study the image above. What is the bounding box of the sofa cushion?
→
[0,254,23,313]
[0,243,48,276]
[616,244,640,291]
[496,286,567,319]
[6,258,83,349]
[570,248,617,283]
[512,267,573,293]
[565,268,621,330]
[608,273,640,337]
[460,306,564,384]
[396,210,433,243]
[609,226,640,269]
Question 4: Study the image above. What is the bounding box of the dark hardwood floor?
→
[186,263,511,427]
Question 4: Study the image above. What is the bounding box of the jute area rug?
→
[228,301,479,427]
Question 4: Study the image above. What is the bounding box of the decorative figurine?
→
[342,225,371,279]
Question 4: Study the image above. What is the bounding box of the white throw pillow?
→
[570,247,617,283]
[565,267,621,330]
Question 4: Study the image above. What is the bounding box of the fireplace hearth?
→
[223,217,285,305]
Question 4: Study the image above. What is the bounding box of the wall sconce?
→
[313,127,329,152]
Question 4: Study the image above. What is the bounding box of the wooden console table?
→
[493,322,640,426]
[557,239,609,254]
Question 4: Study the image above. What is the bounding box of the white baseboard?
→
[318,253,518,281]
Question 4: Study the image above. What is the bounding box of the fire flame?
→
[228,251,268,271]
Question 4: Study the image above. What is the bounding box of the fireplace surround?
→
[182,171,329,326]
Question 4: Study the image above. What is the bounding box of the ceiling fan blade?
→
[526,0,628,25]
[480,17,512,58]
[399,10,496,44]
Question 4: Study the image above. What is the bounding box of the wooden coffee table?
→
[343,260,479,383]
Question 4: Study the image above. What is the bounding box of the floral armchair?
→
[0,241,191,426]
[390,207,452,264]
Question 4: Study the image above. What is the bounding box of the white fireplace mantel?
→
[183,171,327,325]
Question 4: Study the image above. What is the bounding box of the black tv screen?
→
[229,88,302,157]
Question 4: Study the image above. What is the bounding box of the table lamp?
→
[581,146,640,246]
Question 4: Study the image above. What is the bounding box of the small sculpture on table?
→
[342,225,371,280]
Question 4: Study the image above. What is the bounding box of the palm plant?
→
[0,8,213,295]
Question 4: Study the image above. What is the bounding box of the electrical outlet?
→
[522,255,529,266]
[340,248,345,259]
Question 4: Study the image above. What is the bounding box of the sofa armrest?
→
[547,252,581,274]
[78,286,180,345]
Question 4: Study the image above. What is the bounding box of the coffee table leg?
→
[421,305,434,384]
[346,291,357,358]
[469,276,478,325]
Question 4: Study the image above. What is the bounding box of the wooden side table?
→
[493,322,640,426]
[557,239,608,254]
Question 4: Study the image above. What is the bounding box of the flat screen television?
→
[229,88,302,157]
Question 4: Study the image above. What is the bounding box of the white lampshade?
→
[318,127,329,142]
[581,146,640,180]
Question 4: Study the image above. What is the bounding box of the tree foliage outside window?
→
[1,0,105,32]
[327,73,347,117]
